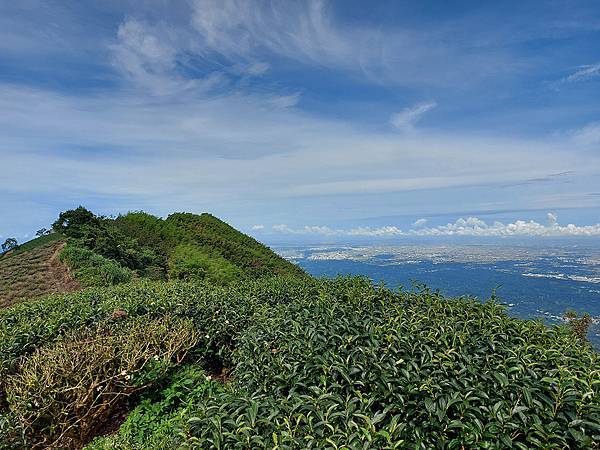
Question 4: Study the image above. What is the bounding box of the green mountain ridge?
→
[0,207,304,306]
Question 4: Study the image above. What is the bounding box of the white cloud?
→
[251,224,265,230]
[411,216,600,237]
[271,214,600,238]
[0,82,597,221]
[565,63,600,82]
[267,92,301,109]
[412,218,428,227]
[246,61,270,75]
[272,224,402,237]
[190,0,350,67]
[111,19,225,96]
[287,171,571,197]
[390,101,437,132]
[187,0,520,88]
[572,122,600,146]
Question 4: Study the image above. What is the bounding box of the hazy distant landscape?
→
[277,244,600,346]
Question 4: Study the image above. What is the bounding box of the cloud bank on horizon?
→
[269,213,600,238]
[0,0,599,239]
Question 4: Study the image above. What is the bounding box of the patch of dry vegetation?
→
[0,238,79,308]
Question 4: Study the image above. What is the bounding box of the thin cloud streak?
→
[565,63,600,82]
[390,101,437,132]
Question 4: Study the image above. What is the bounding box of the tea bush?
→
[3,316,197,448]
[173,284,600,449]
[168,244,244,285]
[86,365,223,449]
[0,277,598,449]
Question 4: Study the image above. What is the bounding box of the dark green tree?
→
[52,207,100,238]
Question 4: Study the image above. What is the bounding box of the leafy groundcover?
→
[0,277,598,449]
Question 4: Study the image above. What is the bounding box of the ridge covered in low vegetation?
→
[0,207,304,305]
[0,208,598,449]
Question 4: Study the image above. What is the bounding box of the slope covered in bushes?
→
[0,207,304,307]
[53,207,304,288]
[0,278,598,449]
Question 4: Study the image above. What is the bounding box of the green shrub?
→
[174,284,600,449]
[3,316,198,449]
[59,244,132,287]
[86,365,223,450]
[168,244,244,285]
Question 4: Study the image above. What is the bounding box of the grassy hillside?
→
[56,207,305,287]
[0,207,304,306]
[0,234,79,307]
[165,212,305,278]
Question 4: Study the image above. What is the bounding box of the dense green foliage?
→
[87,365,223,450]
[51,207,304,288]
[0,278,598,449]
[168,244,243,285]
[59,244,133,287]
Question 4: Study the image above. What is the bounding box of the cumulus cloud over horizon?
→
[271,214,600,237]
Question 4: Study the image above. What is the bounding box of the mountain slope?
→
[0,234,79,307]
[165,213,305,278]
[0,208,304,306]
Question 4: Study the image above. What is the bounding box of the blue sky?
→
[1,0,599,243]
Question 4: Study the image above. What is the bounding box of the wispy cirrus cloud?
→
[390,101,437,132]
[572,122,600,146]
[187,0,523,88]
[564,63,600,83]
